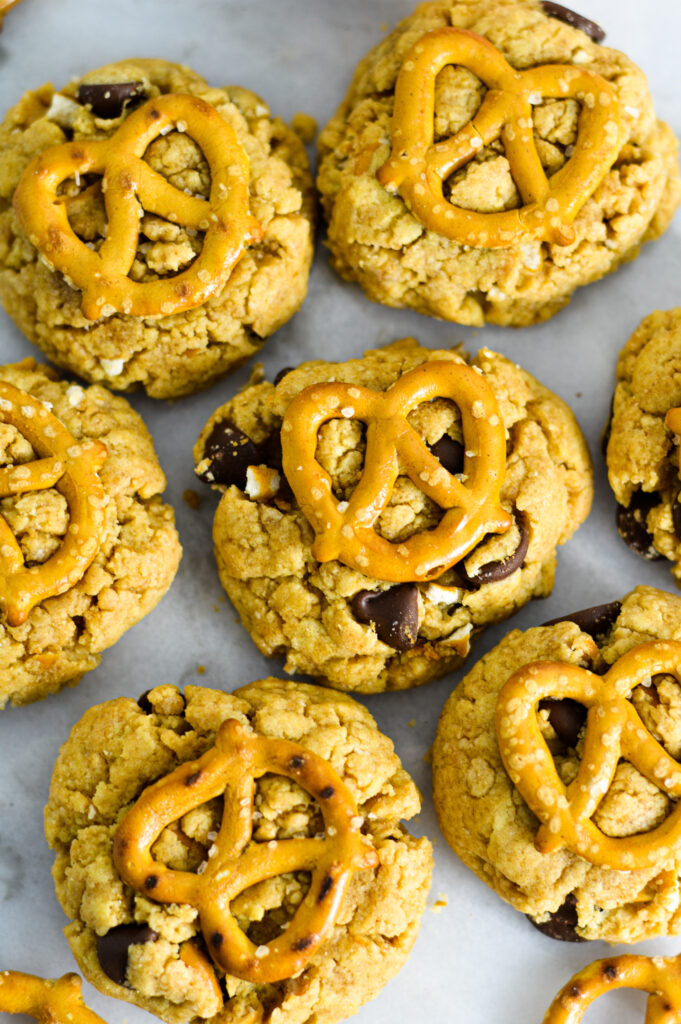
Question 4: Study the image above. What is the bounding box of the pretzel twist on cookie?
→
[542,952,681,1024]
[0,971,107,1024]
[0,379,107,626]
[496,640,681,870]
[13,94,263,320]
[114,718,378,984]
[280,359,512,582]
[377,27,622,248]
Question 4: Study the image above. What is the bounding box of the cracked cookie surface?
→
[45,678,432,1024]
[0,359,181,707]
[193,338,592,693]
[433,586,681,943]
[0,59,315,398]
[606,309,681,585]
[317,0,680,327]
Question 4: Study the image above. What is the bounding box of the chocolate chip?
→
[542,600,622,638]
[274,366,294,386]
[351,583,419,651]
[428,436,464,476]
[616,491,664,560]
[541,1,605,42]
[460,513,529,588]
[528,894,585,942]
[96,924,159,986]
[538,698,586,748]
[136,691,153,714]
[197,421,263,489]
[76,81,145,119]
[673,492,681,540]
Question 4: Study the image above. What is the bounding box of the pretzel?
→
[543,952,681,1024]
[114,718,378,984]
[13,94,263,320]
[496,640,681,870]
[0,381,107,625]
[377,27,622,248]
[0,971,107,1024]
[666,408,681,474]
[280,360,512,582]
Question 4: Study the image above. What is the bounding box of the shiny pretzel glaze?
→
[543,952,681,1024]
[280,360,512,582]
[496,640,681,870]
[13,94,263,320]
[113,718,378,984]
[0,971,107,1024]
[0,379,107,626]
[377,27,622,248]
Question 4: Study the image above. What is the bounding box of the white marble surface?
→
[0,1,680,1022]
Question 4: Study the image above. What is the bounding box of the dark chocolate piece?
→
[460,513,529,587]
[538,697,586,748]
[541,1,605,42]
[76,81,145,119]
[428,436,464,476]
[351,583,419,651]
[97,924,159,986]
[616,491,663,561]
[137,690,153,714]
[273,366,294,386]
[528,894,585,942]
[542,600,622,638]
[197,421,263,489]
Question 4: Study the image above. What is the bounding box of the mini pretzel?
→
[0,971,107,1024]
[543,952,681,1024]
[496,640,681,870]
[377,27,622,248]
[114,718,378,984]
[13,94,263,320]
[280,360,512,582]
[0,381,107,625]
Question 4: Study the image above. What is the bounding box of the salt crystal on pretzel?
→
[377,27,622,248]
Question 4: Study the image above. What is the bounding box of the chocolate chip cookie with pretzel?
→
[0,59,315,398]
[193,338,592,693]
[45,678,432,1024]
[317,0,680,326]
[433,585,681,944]
[0,358,181,707]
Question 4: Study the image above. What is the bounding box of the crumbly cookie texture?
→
[45,679,432,1024]
[0,59,315,399]
[433,586,681,944]
[193,338,592,693]
[317,0,680,327]
[0,359,181,707]
[607,309,681,583]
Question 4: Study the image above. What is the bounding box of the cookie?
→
[0,59,315,398]
[433,586,681,944]
[45,678,433,1024]
[193,338,592,693]
[0,358,181,707]
[317,0,680,327]
[606,309,681,585]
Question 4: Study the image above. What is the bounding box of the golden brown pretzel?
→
[543,952,681,1024]
[0,971,107,1024]
[0,379,107,625]
[13,94,262,320]
[114,718,378,983]
[377,27,622,248]
[666,408,681,473]
[280,359,512,582]
[496,640,681,870]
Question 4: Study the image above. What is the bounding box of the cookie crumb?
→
[182,488,201,510]
[291,111,316,143]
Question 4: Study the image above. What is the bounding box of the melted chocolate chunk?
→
[274,366,295,386]
[428,436,464,476]
[616,491,663,560]
[198,421,263,489]
[541,1,605,42]
[351,583,419,651]
[137,690,153,714]
[528,894,585,942]
[76,81,145,119]
[673,492,681,540]
[460,513,529,588]
[538,697,586,748]
[97,924,159,986]
[542,600,622,638]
